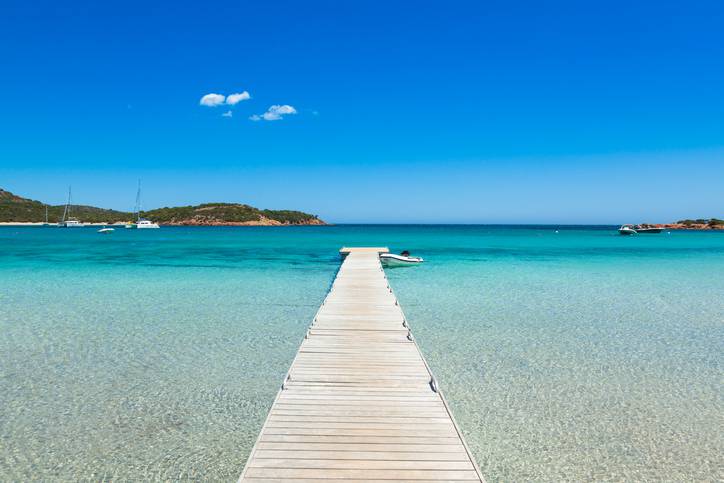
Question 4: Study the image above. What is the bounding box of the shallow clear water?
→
[0,226,722,481]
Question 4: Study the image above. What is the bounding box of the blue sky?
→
[1,0,722,223]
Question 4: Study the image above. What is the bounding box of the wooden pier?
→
[239,247,484,482]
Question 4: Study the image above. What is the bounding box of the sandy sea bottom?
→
[0,226,722,481]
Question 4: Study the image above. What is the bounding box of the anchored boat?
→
[60,219,83,227]
[58,186,84,227]
[135,219,159,229]
[619,224,664,235]
[126,180,160,229]
[618,224,637,235]
[380,250,424,267]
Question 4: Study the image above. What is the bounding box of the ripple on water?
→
[390,256,724,481]
[0,226,722,481]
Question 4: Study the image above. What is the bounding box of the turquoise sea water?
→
[1,225,722,481]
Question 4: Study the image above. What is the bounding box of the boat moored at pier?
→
[380,250,424,266]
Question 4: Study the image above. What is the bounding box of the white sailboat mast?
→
[62,186,72,222]
[135,179,142,222]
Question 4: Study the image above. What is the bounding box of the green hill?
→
[0,189,324,225]
[0,189,131,223]
[675,218,724,227]
[143,203,323,225]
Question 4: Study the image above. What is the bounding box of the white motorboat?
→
[633,225,663,234]
[619,224,663,235]
[98,227,114,234]
[380,251,424,267]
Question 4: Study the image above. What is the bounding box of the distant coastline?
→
[0,221,327,227]
[2,221,722,229]
[636,219,724,231]
[0,188,325,226]
[660,224,723,231]
[2,188,721,229]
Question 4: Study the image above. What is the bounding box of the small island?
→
[660,219,724,230]
[0,188,325,226]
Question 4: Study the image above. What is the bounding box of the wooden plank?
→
[252,450,471,461]
[244,468,481,480]
[293,366,430,380]
[268,416,450,424]
[280,382,432,389]
[273,398,442,405]
[339,247,389,254]
[276,395,440,402]
[260,428,458,437]
[279,388,430,394]
[256,442,466,452]
[284,375,433,381]
[248,459,475,470]
[263,424,456,433]
[238,248,484,482]
[269,410,447,418]
[243,480,477,483]
[260,434,464,446]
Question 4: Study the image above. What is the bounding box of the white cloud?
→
[226,91,251,105]
[251,104,298,121]
[199,93,226,107]
[272,105,297,115]
[221,110,233,118]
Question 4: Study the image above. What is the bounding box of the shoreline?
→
[0,221,328,227]
[658,224,724,231]
[1,222,722,229]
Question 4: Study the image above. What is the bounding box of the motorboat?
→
[619,224,664,235]
[380,251,424,267]
[98,227,115,234]
[633,225,663,234]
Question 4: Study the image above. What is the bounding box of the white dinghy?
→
[380,251,424,267]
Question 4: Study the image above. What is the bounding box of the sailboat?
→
[126,180,160,229]
[59,186,83,227]
[42,205,50,226]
